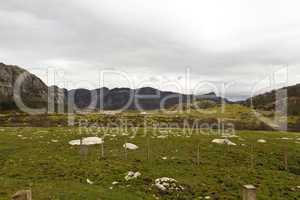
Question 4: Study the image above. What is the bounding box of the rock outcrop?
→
[0,63,48,110]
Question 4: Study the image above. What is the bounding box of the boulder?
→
[123,143,139,150]
[212,139,236,146]
[154,177,184,193]
[257,139,266,143]
[69,137,103,146]
[11,190,31,200]
[125,171,141,181]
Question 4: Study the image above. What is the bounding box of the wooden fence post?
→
[284,148,288,171]
[242,185,256,200]
[124,139,127,160]
[80,138,88,159]
[196,143,200,166]
[147,135,150,161]
[250,144,255,169]
[100,142,104,158]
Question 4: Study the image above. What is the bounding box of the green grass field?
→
[0,127,299,199]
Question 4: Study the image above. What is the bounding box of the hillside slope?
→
[245,84,300,115]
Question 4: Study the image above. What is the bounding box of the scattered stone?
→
[125,171,141,181]
[279,137,292,140]
[154,177,184,193]
[51,139,58,143]
[157,135,168,139]
[257,139,266,143]
[86,178,94,185]
[221,134,238,138]
[159,130,169,134]
[161,156,168,160]
[12,190,32,200]
[153,194,160,200]
[112,181,119,185]
[212,139,236,146]
[123,143,139,150]
[204,196,211,199]
[69,137,103,146]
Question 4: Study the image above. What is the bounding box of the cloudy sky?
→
[1,0,300,100]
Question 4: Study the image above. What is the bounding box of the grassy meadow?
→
[0,127,299,199]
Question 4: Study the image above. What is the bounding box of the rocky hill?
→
[244,84,300,115]
[0,63,48,110]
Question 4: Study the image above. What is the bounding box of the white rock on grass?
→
[212,139,236,146]
[112,181,119,185]
[257,139,267,143]
[157,135,168,139]
[69,137,103,146]
[154,177,184,193]
[123,143,139,150]
[279,137,292,140]
[159,130,169,134]
[125,171,141,181]
[86,178,94,185]
[221,134,239,138]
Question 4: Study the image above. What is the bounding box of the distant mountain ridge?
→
[0,63,225,112]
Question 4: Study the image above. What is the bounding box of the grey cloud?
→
[1,0,300,100]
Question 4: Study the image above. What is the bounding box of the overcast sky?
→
[1,0,300,100]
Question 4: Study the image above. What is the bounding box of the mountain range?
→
[1,62,300,115]
[0,63,226,112]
